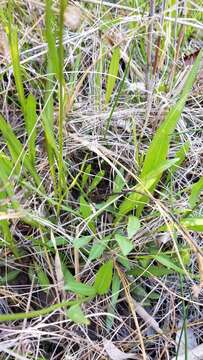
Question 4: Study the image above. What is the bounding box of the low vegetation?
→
[0,0,202,359]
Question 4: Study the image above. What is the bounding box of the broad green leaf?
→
[94,260,113,295]
[189,177,203,208]
[129,265,175,278]
[63,265,96,297]
[79,195,96,232]
[154,254,186,275]
[116,50,203,220]
[25,94,37,165]
[67,304,90,325]
[65,280,96,297]
[105,46,120,104]
[74,235,93,249]
[127,216,140,239]
[47,236,68,248]
[87,170,105,194]
[115,233,133,256]
[89,237,110,261]
[117,255,131,270]
[181,217,203,232]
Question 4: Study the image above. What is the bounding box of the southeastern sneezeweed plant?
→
[116,49,203,222]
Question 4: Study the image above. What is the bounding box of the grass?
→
[0,0,203,359]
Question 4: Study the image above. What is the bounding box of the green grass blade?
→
[45,0,59,78]
[0,154,19,257]
[8,25,26,114]
[105,46,120,105]
[58,0,66,199]
[42,59,58,192]
[25,94,37,165]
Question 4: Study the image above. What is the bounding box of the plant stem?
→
[58,0,66,201]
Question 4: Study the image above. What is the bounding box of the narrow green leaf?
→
[106,271,121,330]
[42,59,57,154]
[79,195,96,232]
[45,0,59,78]
[63,265,96,297]
[115,233,133,256]
[113,169,125,193]
[47,236,68,248]
[105,46,120,104]
[88,237,110,261]
[127,216,140,239]
[0,270,20,285]
[189,177,203,208]
[87,170,105,194]
[25,94,37,165]
[0,154,19,257]
[154,254,186,275]
[8,26,26,114]
[117,159,179,221]
[81,164,92,188]
[0,153,17,203]
[129,265,175,278]
[94,260,113,295]
[0,115,42,189]
[67,304,90,325]
[167,141,190,180]
[65,281,96,297]
[181,217,203,232]
[80,195,92,218]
